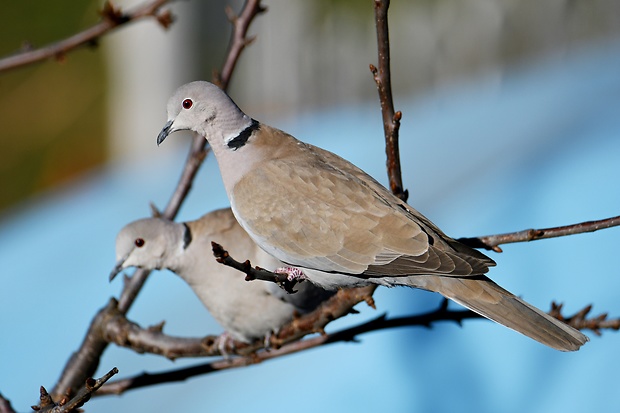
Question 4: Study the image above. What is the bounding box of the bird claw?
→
[214,332,236,358]
[274,267,308,294]
[274,266,308,282]
[263,331,274,350]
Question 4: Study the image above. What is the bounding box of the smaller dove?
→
[111,208,333,343]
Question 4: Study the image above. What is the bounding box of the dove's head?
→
[157,81,253,149]
[110,218,191,281]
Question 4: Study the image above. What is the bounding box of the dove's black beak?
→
[157,120,174,146]
[109,256,128,282]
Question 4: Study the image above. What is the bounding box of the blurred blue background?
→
[1,35,620,412]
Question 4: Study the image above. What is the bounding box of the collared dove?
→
[111,208,333,343]
[155,81,588,351]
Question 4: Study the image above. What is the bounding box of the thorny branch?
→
[459,215,620,252]
[50,0,265,402]
[370,0,407,201]
[32,368,118,413]
[94,300,618,396]
[0,0,173,73]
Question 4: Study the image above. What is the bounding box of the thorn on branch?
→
[244,35,257,47]
[155,10,174,29]
[364,294,376,309]
[149,202,163,218]
[54,51,67,63]
[393,110,402,123]
[369,63,379,78]
[32,387,53,411]
[148,321,166,333]
[100,1,130,25]
[225,5,238,23]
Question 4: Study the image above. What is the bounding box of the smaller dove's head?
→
[157,81,249,147]
[110,218,188,281]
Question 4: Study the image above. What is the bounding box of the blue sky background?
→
[1,37,620,412]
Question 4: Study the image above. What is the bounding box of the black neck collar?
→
[227,119,259,150]
[182,223,192,250]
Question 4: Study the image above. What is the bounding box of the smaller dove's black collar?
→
[227,119,259,150]
[182,223,193,249]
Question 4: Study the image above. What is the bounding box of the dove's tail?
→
[408,274,589,351]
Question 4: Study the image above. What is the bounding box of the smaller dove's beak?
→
[109,255,129,282]
[157,120,174,146]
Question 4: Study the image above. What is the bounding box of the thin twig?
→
[459,215,620,253]
[211,241,300,293]
[215,2,267,89]
[50,0,265,400]
[33,368,118,412]
[0,0,172,73]
[370,0,407,201]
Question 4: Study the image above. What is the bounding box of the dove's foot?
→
[274,266,308,282]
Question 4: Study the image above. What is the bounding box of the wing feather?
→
[232,130,494,278]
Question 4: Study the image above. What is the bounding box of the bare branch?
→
[370,0,407,201]
[215,1,267,90]
[459,215,620,252]
[101,286,377,359]
[95,299,617,396]
[102,309,218,359]
[32,368,118,412]
[0,0,172,73]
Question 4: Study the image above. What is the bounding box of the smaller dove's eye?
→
[135,238,145,248]
[182,99,193,109]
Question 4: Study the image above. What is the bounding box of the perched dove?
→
[156,81,588,351]
[111,208,333,343]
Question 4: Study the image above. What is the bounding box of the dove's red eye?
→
[182,99,193,109]
[135,238,145,248]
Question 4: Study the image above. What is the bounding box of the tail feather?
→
[409,275,588,351]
